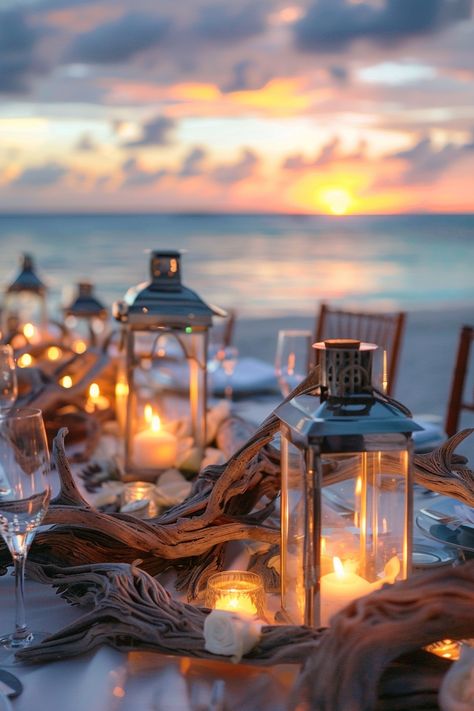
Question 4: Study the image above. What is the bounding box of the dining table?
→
[0,368,467,711]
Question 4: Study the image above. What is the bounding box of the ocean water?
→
[0,212,472,318]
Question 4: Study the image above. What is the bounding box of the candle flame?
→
[23,322,35,339]
[355,476,362,496]
[115,382,129,396]
[17,353,33,368]
[144,404,153,423]
[151,414,161,432]
[72,339,87,354]
[47,346,62,361]
[333,556,345,577]
[321,537,326,555]
[61,375,73,388]
[89,382,100,399]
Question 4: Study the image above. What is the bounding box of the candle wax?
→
[215,593,257,617]
[133,428,177,470]
[320,569,372,627]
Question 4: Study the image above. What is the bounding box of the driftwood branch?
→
[17,562,321,665]
[2,365,473,599]
[16,560,474,711]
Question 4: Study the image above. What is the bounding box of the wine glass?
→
[274,330,312,398]
[0,346,18,409]
[0,408,51,655]
[216,346,239,401]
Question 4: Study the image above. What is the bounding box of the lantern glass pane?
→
[121,327,207,477]
[280,434,307,623]
[4,293,47,333]
[318,434,412,626]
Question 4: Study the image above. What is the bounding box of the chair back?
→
[314,303,406,396]
[445,324,474,437]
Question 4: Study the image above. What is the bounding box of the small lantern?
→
[63,282,108,348]
[275,339,421,627]
[113,250,222,479]
[2,253,48,339]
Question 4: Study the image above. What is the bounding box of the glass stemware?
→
[219,346,239,401]
[0,408,51,654]
[0,346,18,410]
[274,330,312,398]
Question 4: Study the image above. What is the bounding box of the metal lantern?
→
[275,339,421,627]
[2,254,48,338]
[63,282,108,348]
[113,250,222,479]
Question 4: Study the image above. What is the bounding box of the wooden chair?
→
[313,302,406,396]
[445,324,474,437]
[210,308,237,350]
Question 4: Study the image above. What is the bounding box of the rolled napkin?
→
[453,503,474,529]
[203,609,263,664]
[439,646,474,711]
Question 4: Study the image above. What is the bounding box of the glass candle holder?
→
[120,481,158,519]
[205,571,265,618]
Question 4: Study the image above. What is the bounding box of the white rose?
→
[203,609,263,664]
[439,646,474,711]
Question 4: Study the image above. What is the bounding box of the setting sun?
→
[318,187,353,215]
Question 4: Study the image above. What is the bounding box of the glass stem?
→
[13,553,29,641]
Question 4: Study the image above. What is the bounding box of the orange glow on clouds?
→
[230,78,312,114]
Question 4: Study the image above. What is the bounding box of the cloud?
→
[178,147,207,177]
[211,148,259,183]
[393,134,474,183]
[67,12,171,64]
[0,8,44,93]
[121,157,168,186]
[75,133,98,151]
[125,116,176,147]
[282,137,367,170]
[11,162,67,187]
[294,0,472,52]
[194,2,268,43]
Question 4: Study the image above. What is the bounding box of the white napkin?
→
[453,503,474,529]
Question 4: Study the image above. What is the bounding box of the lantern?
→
[275,339,421,627]
[113,250,222,479]
[63,282,108,349]
[2,254,48,340]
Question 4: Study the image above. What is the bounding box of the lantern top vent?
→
[113,251,224,330]
[64,282,107,319]
[5,254,47,295]
[276,340,422,444]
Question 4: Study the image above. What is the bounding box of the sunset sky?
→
[1,0,473,213]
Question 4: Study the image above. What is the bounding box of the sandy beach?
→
[234,305,474,459]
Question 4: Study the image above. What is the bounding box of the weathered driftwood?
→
[16,560,473,711]
[2,365,474,598]
[291,560,474,711]
[17,347,112,414]
[415,428,474,505]
[17,562,322,665]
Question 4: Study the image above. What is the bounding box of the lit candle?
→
[133,413,177,470]
[85,382,110,412]
[17,353,33,368]
[121,481,158,519]
[205,571,265,618]
[320,557,372,626]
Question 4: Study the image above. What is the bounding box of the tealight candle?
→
[121,481,158,519]
[133,413,177,470]
[320,557,372,627]
[205,571,265,618]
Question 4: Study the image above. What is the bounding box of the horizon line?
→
[0,210,474,218]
